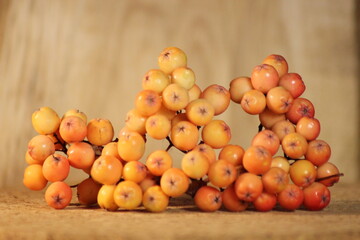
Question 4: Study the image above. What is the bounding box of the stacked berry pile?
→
[24,47,342,212]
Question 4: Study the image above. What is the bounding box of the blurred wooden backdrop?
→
[0,0,358,188]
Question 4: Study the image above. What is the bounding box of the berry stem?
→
[185,178,208,198]
[316,173,344,182]
[54,134,68,154]
[165,136,174,152]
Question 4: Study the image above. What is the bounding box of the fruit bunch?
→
[24,47,343,212]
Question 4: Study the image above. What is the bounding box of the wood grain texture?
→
[0,0,358,187]
[0,183,359,239]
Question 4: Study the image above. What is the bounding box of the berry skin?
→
[59,116,87,143]
[42,154,70,182]
[32,107,60,135]
[201,84,231,115]
[202,120,231,149]
[87,118,114,146]
[158,47,187,74]
[97,185,118,211]
[45,181,72,210]
[303,182,331,211]
[277,184,304,211]
[160,168,189,197]
[251,64,279,94]
[262,54,289,78]
[142,185,169,213]
[222,184,248,212]
[23,164,48,191]
[114,181,143,210]
[194,186,222,212]
[234,173,263,202]
[27,135,55,163]
[90,155,123,185]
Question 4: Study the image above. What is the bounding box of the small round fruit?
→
[181,150,210,179]
[316,162,340,187]
[67,142,95,169]
[271,119,296,141]
[59,116,87,143]
[266,86,293,114]
[200,84,230,115]
[194,186,222,212]
[90,155,123,185]
[125,108,147,135]
[281,132,308,159]
[188,84,202,102]
[185,99,215,126]
[251,129,280,156]
[193,144,217,165]
[279,73,306,98]
[242,146,272,175]
[114,180,142,210]
[286,98,315,124]
[45,181,72,209]
[77,178,102,206]
[135,89,162,117]
[171,67,195,90]
[170,121,199,151]
[305,139,331,166]
[208,159,237,188]
[202,120,231,149]
[277,184,304,211]
[229,77,253,104]
[97,185,118,211]
[145,114,171,140]
[303,182,331,211]
[262,54,288,78]
[23,164,48,191]
[158,47,187,74]
[25,150,39,165]
[240,89,266,115]
[162,83,189,111]
[289,160,316,188]
[146,150,172,176]
[222,184,248,212]
[160,168,189,197]
[122,161,147,183]
[63,109,87,124]
[102,142,122,161]
[253,192,277,212]
[32,107,60,135]
[27,135,55,163]
[296,117,320,141]
[117,129,145,162]
[42,154,70,182]
[262,167,289,194]
[251,64,279,94]
[142,69,170,93]
[87,118,114,146]
[218,144,244,166]
[142,185,169,213]
[271,156,290,173]
[234,173,263,202]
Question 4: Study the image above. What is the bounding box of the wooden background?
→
[0,0,358,188]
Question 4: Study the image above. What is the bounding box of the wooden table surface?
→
[0,183,359,240]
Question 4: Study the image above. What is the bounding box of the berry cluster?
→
[24,47,343,212]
